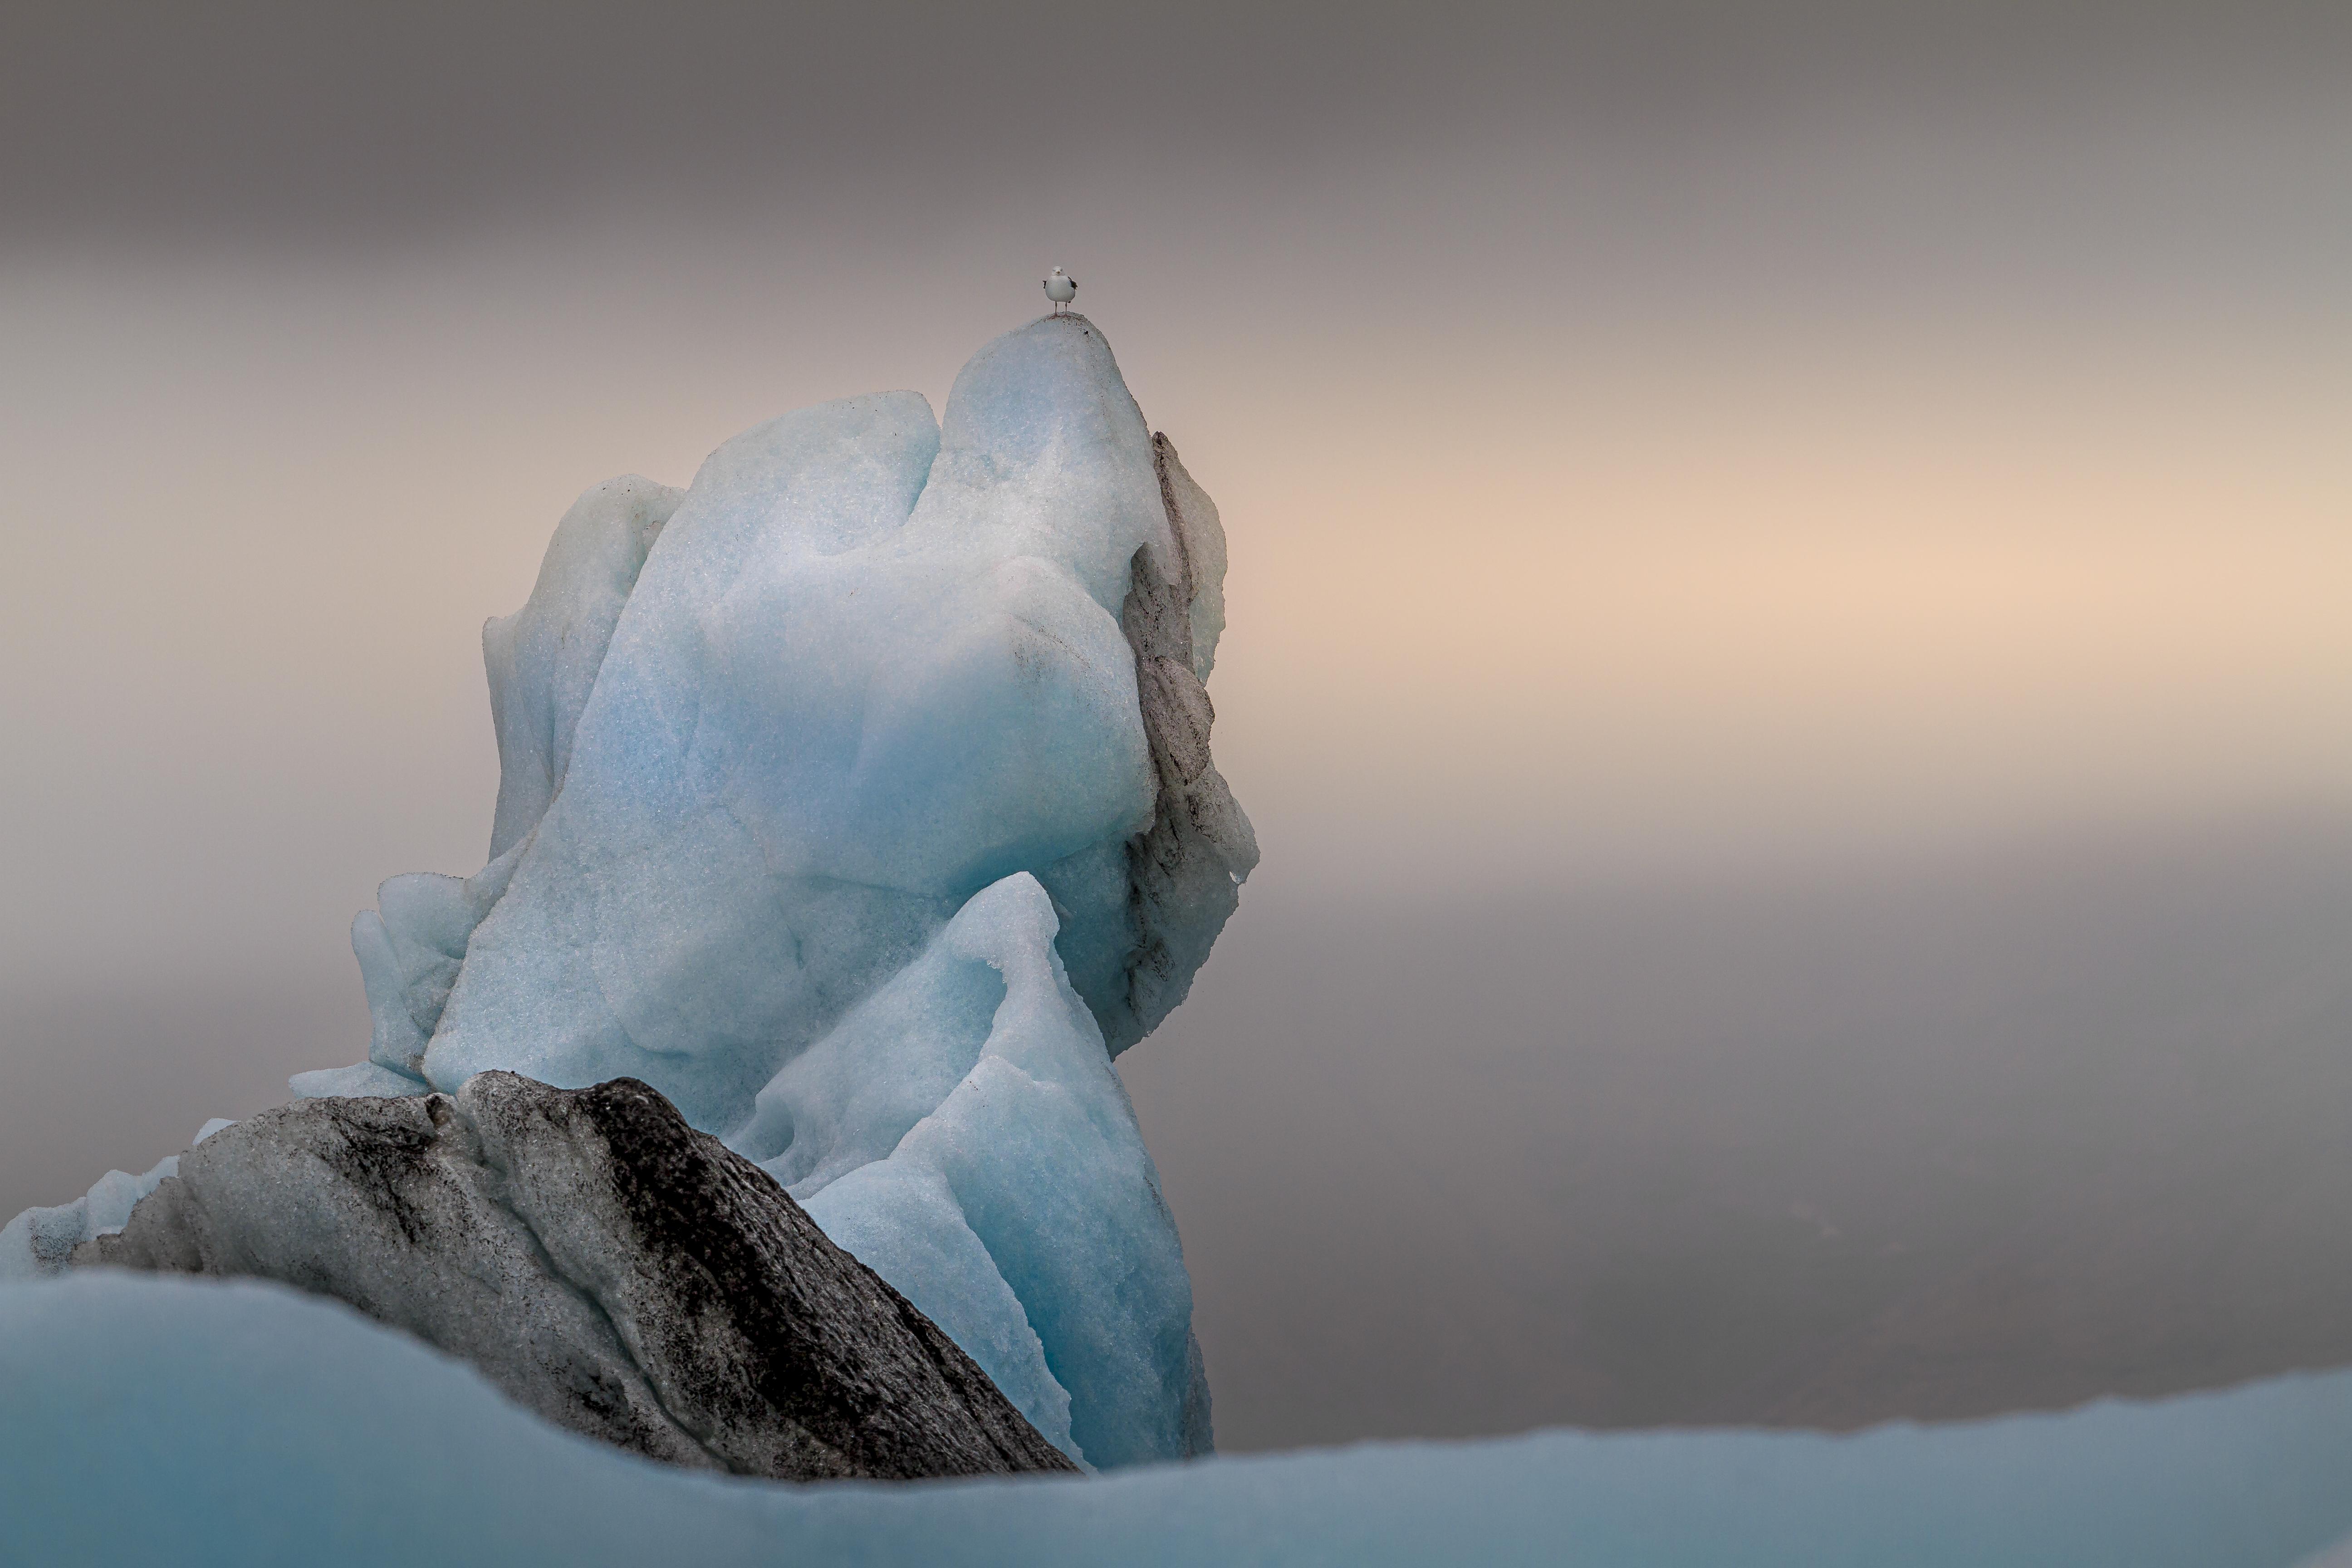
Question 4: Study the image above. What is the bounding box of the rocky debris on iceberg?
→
[6,312,1249,1472]
[78,1072,1076,1480]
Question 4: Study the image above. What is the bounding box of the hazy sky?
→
[3,1,2348,1440]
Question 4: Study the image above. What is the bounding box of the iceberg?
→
[7,1271,2352,1568]
[393,316,1251,1122]
[274,313,1245,1465]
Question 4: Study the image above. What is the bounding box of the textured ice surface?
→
[736,872,1209,1464]
[270,314,1246,1466]
[482,475,684,861]
[7,1272,2352,1568]
[423,317,1236,1129]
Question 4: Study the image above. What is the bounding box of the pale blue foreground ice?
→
[281,313,1253,1466]
[6,1272,2352,1568]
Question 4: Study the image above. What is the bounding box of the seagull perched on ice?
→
[1043,266,1077,315]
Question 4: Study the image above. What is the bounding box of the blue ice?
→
[6,1272,2351,1568]
[281,314,1244,1465]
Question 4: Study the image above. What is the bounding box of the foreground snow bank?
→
[6,1272,2350,1568]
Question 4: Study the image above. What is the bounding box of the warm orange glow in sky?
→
[2,244,2346,991]
[1209,338,2351,885]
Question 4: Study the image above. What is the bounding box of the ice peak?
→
[276,316,1250,1465]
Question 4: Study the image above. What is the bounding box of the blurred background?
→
[3,1,2347,1450]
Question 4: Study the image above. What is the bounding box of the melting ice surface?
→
[7,1272,2352,1568]
[297,313,1249,1468]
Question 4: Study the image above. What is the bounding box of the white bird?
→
[1043,266,1077,314]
